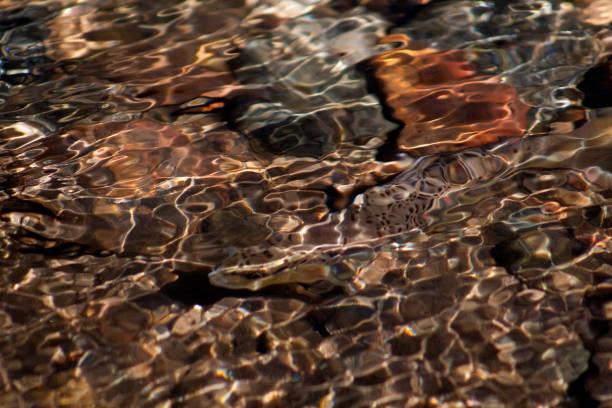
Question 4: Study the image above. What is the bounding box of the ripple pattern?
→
[0,1,611,407]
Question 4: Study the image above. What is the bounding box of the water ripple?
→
[0,1,611,407]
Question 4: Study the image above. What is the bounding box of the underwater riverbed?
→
[1,0,612,406]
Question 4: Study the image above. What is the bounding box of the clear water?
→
[0,0,611,406]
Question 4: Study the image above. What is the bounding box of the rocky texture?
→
[0,1,611,407]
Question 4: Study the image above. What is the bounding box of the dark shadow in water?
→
[567,350,601,408]
[355,59,407,162]
[360,0,440,26]
[160,271,346,307]
[577,56,612,109]
[566,288,612,408]
[302,309,332,337]
[490,224,590,275]
[0,6,54,86]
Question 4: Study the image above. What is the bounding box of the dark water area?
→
[0,0,611,406]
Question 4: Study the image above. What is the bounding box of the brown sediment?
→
[370,35,531,156]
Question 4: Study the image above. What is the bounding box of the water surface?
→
[0,1,611,406]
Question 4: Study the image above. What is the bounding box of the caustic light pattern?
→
[0,0,611,407]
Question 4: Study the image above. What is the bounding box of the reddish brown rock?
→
[371,35,531,155]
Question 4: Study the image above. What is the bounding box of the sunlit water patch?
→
[0,0,611,407]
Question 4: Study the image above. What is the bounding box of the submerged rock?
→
[370,38,530,155]
[0,1,611,407]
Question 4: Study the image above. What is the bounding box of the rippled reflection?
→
[0,0,611,407]
[371,39,530,155]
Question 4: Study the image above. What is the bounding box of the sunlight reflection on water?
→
[0,0,611,406]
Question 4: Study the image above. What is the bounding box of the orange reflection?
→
[371,35,531,155]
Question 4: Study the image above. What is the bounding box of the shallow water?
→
[0,0,611,406]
